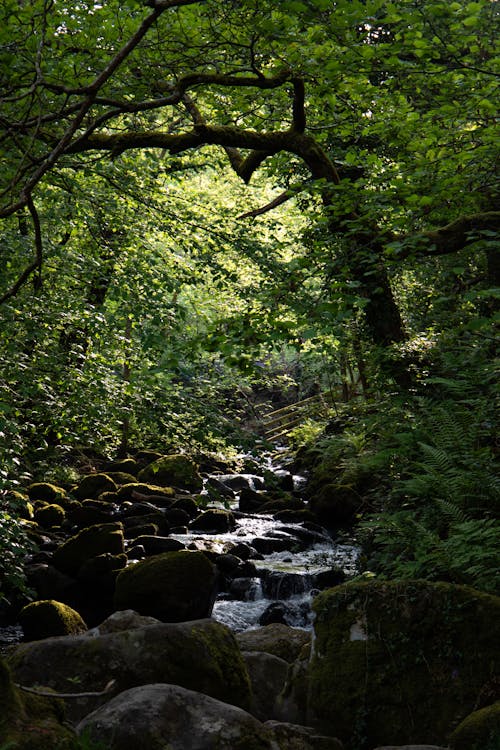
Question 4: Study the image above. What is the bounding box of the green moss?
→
[103,471,137,486]
[0,657,78,749]
[114,550,217,621]
[308,579,500,749]
[137,454,203,492]
[53,522,124,576]
[20,600,87,641]
[449,701,500,750]
[190,621,253,710]
[116,482,176,501]
[74,473,117,500]
[27,482,66,503]
[34,503,66,528]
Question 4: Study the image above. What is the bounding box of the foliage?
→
[0,492,35,606]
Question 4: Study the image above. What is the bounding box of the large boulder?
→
[8,618,252,722]
[27,482,66,503]
[448,701,500,750]
[137,454,203,492]
[77,683,275,750]
[113,549,217,622]
[19,599,87,641]
[308,580,500,748]
[53,522,124,576]
[74,473,118,499]
[0,656,78,749]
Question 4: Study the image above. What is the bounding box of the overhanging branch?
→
[395,211,500,257]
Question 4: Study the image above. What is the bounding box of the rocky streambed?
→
[1,450,499,750]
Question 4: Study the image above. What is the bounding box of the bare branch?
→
[16,679,116,699]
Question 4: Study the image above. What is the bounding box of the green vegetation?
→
[0,0,498,605]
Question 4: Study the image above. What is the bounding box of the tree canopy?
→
[0,0,498,463]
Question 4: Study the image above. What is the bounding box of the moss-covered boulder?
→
[116,482,176,502]
[8,619,252,722]
[69,498,115,527]
[53,522,124,576]
[103,471,137,486]
[34,502,66,528]
[137,454,203,492]
[114,550,217,622]
[27,482,66,503]
[449,701,500,750]
[19,599,87,641]
[0,656,78,749]
[74,473,117,500]
[308,580,500,748]
[103,457,139,475]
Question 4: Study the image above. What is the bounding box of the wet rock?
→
[229,578,262,601]
[77,683,273,750]
[239,487,265,512]
[229,541,256,560]
[205,475,235,498]
[236,624,311,663]
[217,473,265,491]
[259,602,288,626]
[123,523,159,540]
[120,513,168,534]
[313,567,346,589]
[262,571,313,600]
[9,619,252,722]
[114,549,217,622]
[19,599,87,641]
[190,508,236,533]
[137,454,203,492]
[252,535,302,555]
[132,535,185,555]
[216,553,242,574]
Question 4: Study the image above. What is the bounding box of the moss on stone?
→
[137,454,203,492]
[0,656,78,749]
[34,503,66,528]
[308,579,500,749]
[20,599,87,641]
[104,471,137,485]
[114,549,217,622]
[27,482,66,503]
[53,521,124,576]
[74,473,118,500]
[449,701,500,750]
[116,482,176,501]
